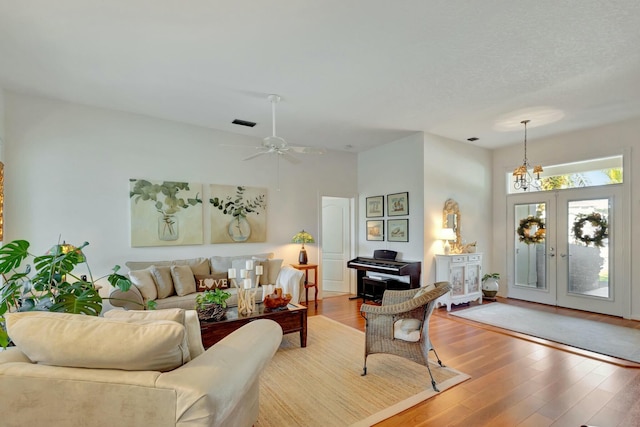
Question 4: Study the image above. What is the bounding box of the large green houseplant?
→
[0,239,134,347]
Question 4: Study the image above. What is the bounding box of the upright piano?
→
[347,250,422,300]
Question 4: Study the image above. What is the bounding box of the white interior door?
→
[321,197,351,293]
[508,186,626,317]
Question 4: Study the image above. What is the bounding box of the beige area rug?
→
[257,315,470,427]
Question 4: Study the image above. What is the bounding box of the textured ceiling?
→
[1,0,639,152]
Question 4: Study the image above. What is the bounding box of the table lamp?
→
[291,229,315,264]
[437,228,456,255]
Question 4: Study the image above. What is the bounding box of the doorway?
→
[321,196,353,295]
[507,185,626,317]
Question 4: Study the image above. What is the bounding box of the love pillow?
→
[194,273,229,290]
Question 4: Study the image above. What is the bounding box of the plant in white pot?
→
[481,273,500,298]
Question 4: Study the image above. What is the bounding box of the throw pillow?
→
[104,308,199,362]
[171,264,197,296]
[172,257,210,276]
[151,265,175,299]
[6,311,188,371]
[128,267,158,301]
[267,259,283,285]
[413,283,436,299]
[194,272,229,291]
[393,318,422,342]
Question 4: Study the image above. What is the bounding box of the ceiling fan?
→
[243,94,326,163]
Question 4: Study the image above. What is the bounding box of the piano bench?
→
[362,277,407,302]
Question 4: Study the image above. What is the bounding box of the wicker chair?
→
[360,281,452,391]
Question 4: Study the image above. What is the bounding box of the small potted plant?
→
[195,288,231,321]
[481,273,500,298]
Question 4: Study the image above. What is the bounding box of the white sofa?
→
[0,309,282,427]
[108,253,304,311]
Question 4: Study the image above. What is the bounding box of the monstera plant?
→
[0,239,134,347]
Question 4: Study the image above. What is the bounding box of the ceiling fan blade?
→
[243,150,270,161]
[289,145,327,155]
[279,151,301,164]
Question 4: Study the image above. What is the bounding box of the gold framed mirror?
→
[442,198,460,252]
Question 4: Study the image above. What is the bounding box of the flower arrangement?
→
[517,216,546,245]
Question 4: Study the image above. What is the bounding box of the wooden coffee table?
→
[200,302,308,349]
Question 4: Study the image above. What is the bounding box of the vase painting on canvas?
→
[210,184,267,243]
[129,179,203,247]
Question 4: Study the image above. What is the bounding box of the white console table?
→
[435,253,482,311]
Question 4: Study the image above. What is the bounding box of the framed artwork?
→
[387,219,409,242]
[129,179,203,247]
[366,220,384,241]
[366,195,384,218]
[387,192,409,216]
[210,184,267,243]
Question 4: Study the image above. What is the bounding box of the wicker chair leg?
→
[426,362,439,392]
[362,356,368,376]
[431,347,445,367]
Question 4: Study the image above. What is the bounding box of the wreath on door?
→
[517,216,546,245]
[572,212,608,247]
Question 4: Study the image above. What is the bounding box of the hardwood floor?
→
[306,295,640,427]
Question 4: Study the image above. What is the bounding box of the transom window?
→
[506,155,623,194]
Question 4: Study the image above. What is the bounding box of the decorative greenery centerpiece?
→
[195,288,231,321]
[517,216,546,245]
[210,186,266,242]
[0,239,134,347]
[572,212,608,247]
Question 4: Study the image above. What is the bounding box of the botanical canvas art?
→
[210,185,267,243]
[130,179,203,247]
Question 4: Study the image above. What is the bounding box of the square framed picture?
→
[366,195,384,218]
[387,219,409,242]
[387,192,409,216]
[366,220,384,241]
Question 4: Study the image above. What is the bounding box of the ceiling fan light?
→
[263,135,287,149]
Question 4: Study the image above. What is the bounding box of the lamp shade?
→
[437,228,456,241]
[292,230,314,265]
[291,230,315,245]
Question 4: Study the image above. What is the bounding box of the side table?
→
[291,263,318,308]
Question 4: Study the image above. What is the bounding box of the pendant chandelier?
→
[513,119,543,191]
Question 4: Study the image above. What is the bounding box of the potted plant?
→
[481,273,500,298]
[195,288,232,321]
[0,239,135,347]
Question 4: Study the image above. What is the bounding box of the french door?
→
[507,185,626,317]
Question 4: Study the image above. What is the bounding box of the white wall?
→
[358,133,425,267]
[357,132,493,286]
[422,133,493,283]
[4,92,358,278]
[492,117,640,318]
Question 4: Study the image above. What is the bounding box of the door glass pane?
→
[568,198,610,298]
[514,203,547,289]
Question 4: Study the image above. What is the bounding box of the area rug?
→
[451,303,640,363]
[257,315,469,427]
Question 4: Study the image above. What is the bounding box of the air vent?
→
[467,137,479,142]
[232,119,257,127]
